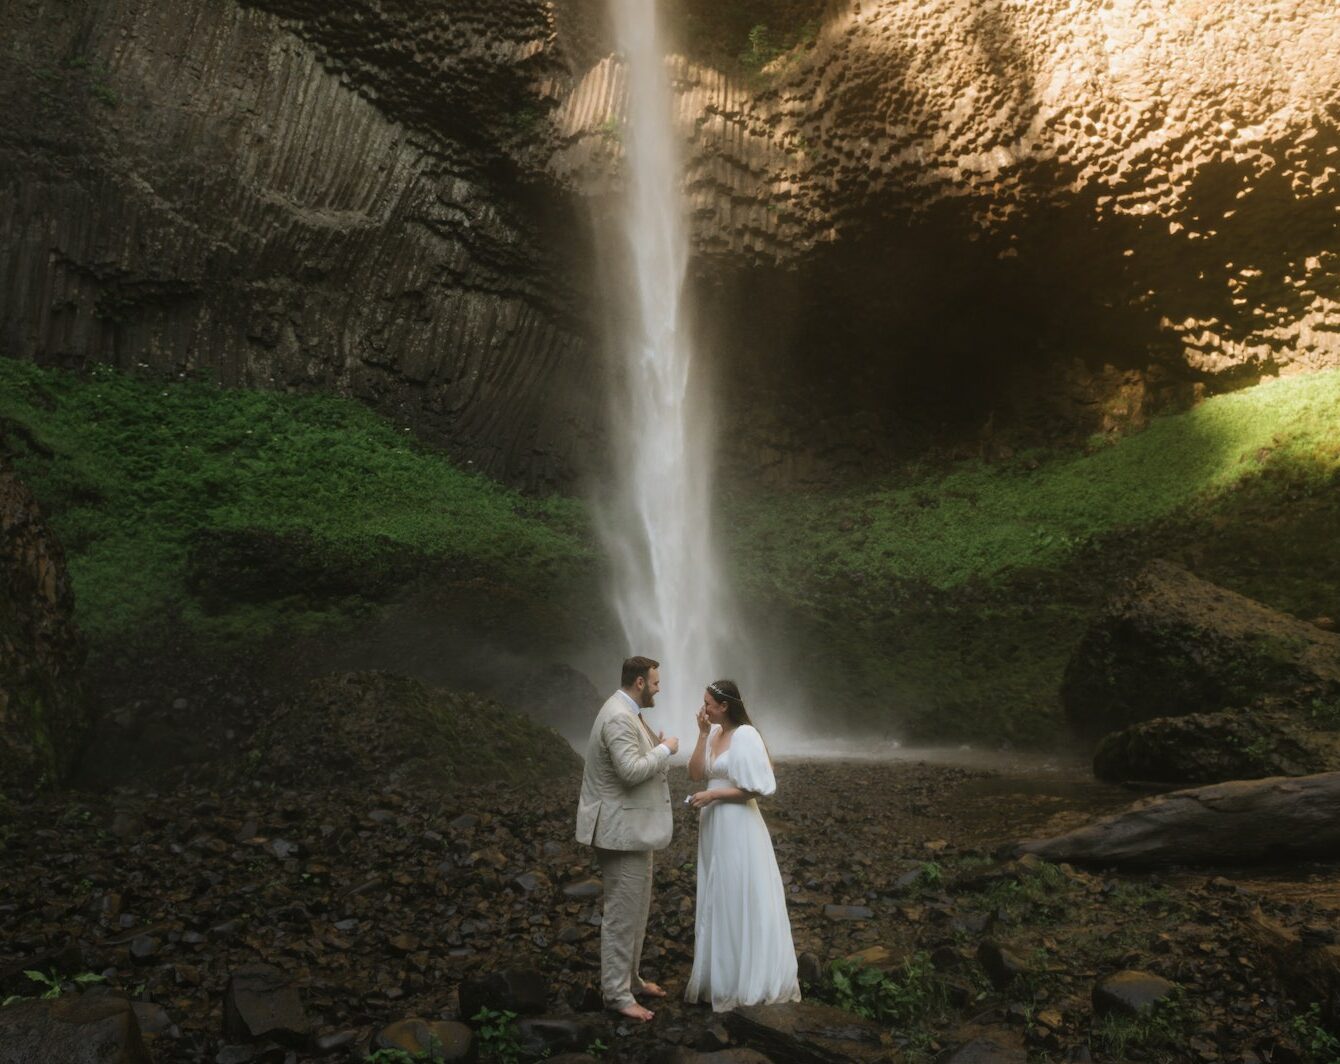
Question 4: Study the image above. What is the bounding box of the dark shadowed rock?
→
[1014,772,1340,867]
[0,459,87,795]
[651,1051,775,1064]
[374,1018,475,1062]
[726,1001,893,1064]
[1092,970,1177,1017]
[938,1027,1027,1064]
[796,953,824,988]
[460,968,549,1019]
[1063,561,1340,744]
[1093,709,1340,784]
[0,993,150,1064]
[976,940,1030,990]
[516,1017,598,1058]
[222,964,311,1046]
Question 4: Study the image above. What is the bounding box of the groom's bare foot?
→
[616,1002,655,1022]
[635,982,668,999]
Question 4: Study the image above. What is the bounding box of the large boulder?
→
[0,993,151,1064]
[1063,561,1340,744]
[1013,771,1340,867]
[1093,709,1340,785]
[0,457,87,794]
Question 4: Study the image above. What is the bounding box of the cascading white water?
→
[599,0,730,708]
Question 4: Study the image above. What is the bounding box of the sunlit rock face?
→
[0,0,597,488]
[554,0,1340,481]
[0,460,86,792]
[3,0,1336,488]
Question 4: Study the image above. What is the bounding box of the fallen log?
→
[1011,771,1340,867]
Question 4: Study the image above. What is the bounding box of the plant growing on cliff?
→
[0,360,591,643]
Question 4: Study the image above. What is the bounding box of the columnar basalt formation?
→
[2,0,1337,487]
[0,459,86,792]
[553,0,1340,480]
[0,0,596,488]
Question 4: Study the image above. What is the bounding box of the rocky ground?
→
[3,749,1339,1063]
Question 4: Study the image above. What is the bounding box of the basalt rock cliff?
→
[3,0,1337,486]
[0,456,86,793]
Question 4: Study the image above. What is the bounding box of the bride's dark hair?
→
[707,679,773,767]
[707,678,753,729]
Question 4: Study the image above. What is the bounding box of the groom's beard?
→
[639,687,656,709]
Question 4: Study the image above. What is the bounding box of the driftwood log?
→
[1012,772,1340,867]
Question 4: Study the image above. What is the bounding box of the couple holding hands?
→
[574,656,800,1020]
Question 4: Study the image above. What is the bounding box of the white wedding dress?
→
[685,723,801,1011]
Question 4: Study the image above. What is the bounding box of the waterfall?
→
[599,0,729,710]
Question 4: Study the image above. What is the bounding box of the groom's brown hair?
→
[621,655,659,689]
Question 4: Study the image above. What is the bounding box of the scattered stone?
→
[1092,970,1178,1017]
[516,1017,598,1057]
[940,1028,1028,1063]
[459,969,549,1019]
[977,940,1031,990]
[222,964,311,1046]
[823,904,874,921]
[796,952,824,987]
[695,1021,732,1051]
[562,877,601,899]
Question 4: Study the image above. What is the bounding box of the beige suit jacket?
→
[575,692,673,851]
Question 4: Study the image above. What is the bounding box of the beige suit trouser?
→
[595,846,654,1009]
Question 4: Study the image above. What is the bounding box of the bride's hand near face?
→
[696,708,711,735]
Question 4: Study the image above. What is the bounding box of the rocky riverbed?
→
[3,747,1339,1063]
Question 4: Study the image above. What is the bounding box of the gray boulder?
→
[1093,709,1340,784]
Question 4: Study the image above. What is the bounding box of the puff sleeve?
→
[728,725,776,797]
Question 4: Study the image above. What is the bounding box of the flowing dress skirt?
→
[684,777,801,1010]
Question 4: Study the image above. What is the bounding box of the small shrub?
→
[1090,993,1196,1062]
[472,1007,522,1064]
[1288,1002,1340,1063]
[819,953,948,1048]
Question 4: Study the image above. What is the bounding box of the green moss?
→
[733,370,1340,740]
[0,360,592,644]
[732,370,1340,598]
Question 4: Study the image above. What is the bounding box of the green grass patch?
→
[0,360,591,642]
[731,369,1340,598]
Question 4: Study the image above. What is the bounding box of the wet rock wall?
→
[0,0,597,488]
[554,0,1340,480]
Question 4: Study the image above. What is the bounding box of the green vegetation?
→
[732,370,1340,596]
[816,954,948,1056]
[679,1,826,76]
[1089,993,1199,1063]
[1288,1003,1340,1063]
[471,1007,522,1064]
[1,969,106,1008]
[730,369,1340,740]
[0,360,591,644]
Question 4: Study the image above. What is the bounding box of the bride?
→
[684,679,801,1011]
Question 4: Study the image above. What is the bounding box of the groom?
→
[574,655,679,1022]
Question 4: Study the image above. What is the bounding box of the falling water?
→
[599,0,730,707]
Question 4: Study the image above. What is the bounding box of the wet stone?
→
[1092,970,1178,1018]
[373,1018,474,1061]
[977,940,1031,990]
[823,904,874,921]
[222,964,311,1046]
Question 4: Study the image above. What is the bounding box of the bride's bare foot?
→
[635,981,668,999]
[616,1002,655,1022]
